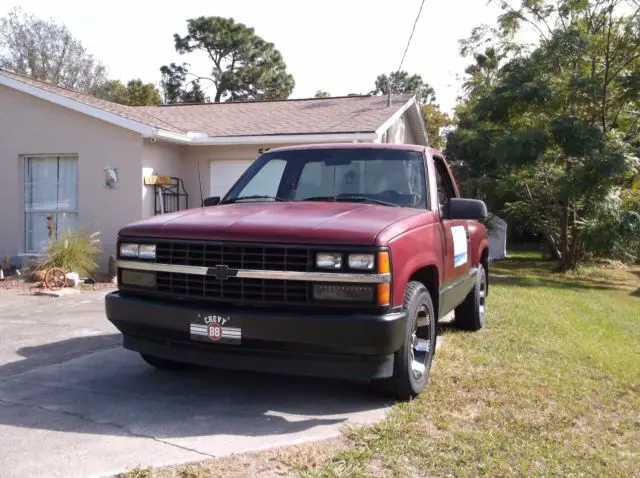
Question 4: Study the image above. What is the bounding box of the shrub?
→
[37,230,101,278]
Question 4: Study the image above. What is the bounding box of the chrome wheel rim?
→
[409,304,432,380]
[478,270,487,324]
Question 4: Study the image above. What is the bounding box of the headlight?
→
[138,244,156,260]
[316,253,342,269]
[348,253,375,270]
[120,243,139,258]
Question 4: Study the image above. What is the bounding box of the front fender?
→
[388,224,443,307]
[467,221,489,265]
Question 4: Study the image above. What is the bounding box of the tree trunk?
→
[544,231,561,260]
[558,201,570,271]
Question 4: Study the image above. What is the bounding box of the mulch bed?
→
[0,276,115,293]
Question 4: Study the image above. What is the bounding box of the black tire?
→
[140,353,192,371]
[382,281,437,401]
[454,264,487,331]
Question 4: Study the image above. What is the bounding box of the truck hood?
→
[119,201,425,245]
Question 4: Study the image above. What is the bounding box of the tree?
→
[422,104,453,150]
[160,63,208,104]
[314,90,330,98]
[93,79,162,106]
[160,16,295,103]
[447,0,640,270]
[371,71,435,104]
[0,7,107,92]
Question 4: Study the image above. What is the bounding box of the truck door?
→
[433,155,472,315]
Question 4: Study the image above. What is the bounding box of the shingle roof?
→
[0,69,415,137]
[136,94,415,137]
[0,69,185,133]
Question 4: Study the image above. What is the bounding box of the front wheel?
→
[381,281,436,401]
[454,264,487,331]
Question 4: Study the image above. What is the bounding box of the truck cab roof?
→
[263,142,439,155]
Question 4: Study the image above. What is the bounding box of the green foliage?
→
[447,0,640,269]
[579,184,640,263]
[422,103,453,150]
[160,16,295,104]
[371,70,435,104]
[37,230,101,277]
[94,79,162,106]
[0,7,107,92]
[314,90,330,98]
[160,63,207,104]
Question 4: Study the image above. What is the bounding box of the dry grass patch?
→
[117,438,346,478]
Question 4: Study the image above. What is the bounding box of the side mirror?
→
[202,196,221,207]
[446,198,488,220]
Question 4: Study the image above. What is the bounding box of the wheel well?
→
[408,265,439,320]
[481,248,489,296]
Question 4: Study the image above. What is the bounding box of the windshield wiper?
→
[301,195,399,207]
[222,195,288,204]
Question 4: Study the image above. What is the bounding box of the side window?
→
[434,157,456,211]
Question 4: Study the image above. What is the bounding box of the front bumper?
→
[105,292,407,379]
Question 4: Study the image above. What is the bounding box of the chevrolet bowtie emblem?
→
[206,265,238,280]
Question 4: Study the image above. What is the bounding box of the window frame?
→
[23,154,79,253]
[224,148,430,210]
[432,154,458,217]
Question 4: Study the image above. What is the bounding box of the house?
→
[0,69,428,269]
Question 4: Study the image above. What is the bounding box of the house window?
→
[24,155,78,253]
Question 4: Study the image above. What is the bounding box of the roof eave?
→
[153,131,379,145]
[0,73,155,137]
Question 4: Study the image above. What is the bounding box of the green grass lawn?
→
[298,254,640,477]
[120,254,639,478]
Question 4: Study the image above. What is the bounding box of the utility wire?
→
[396,0,427,74]
[387,0,427,104]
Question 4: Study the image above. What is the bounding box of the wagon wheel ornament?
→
[44,268,67,290]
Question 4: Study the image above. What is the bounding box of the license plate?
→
[190,314,241,345]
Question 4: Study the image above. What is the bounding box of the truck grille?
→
[148,241,311,304]
[155,273,309,303]
[155,242,310,271]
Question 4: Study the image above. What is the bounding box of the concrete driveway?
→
[0,290,393,478]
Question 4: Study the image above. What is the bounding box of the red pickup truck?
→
[106,143,489,400]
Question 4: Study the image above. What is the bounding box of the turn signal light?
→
[377,283,390,306]
[377,251,391,306]
[377,251,390,274]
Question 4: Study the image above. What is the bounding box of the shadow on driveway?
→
[0,334,392,441]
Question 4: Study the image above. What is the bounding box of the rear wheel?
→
[454,264,487,331]
[379,281,436,401]
[140,353,192,371]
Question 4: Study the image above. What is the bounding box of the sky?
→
[1,0,505,114]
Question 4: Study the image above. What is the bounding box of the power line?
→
[397,0,427,74]
[387,0,427,105]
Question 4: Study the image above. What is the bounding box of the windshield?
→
[223,148,427,209]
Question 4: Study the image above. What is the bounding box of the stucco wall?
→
[141,140,188,217]
[384,111,417,144]
[0,85,143,266]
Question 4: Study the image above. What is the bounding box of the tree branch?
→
[490,0,550,42]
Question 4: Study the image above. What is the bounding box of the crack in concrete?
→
[0,397,216,459]
[0,378,221,413]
